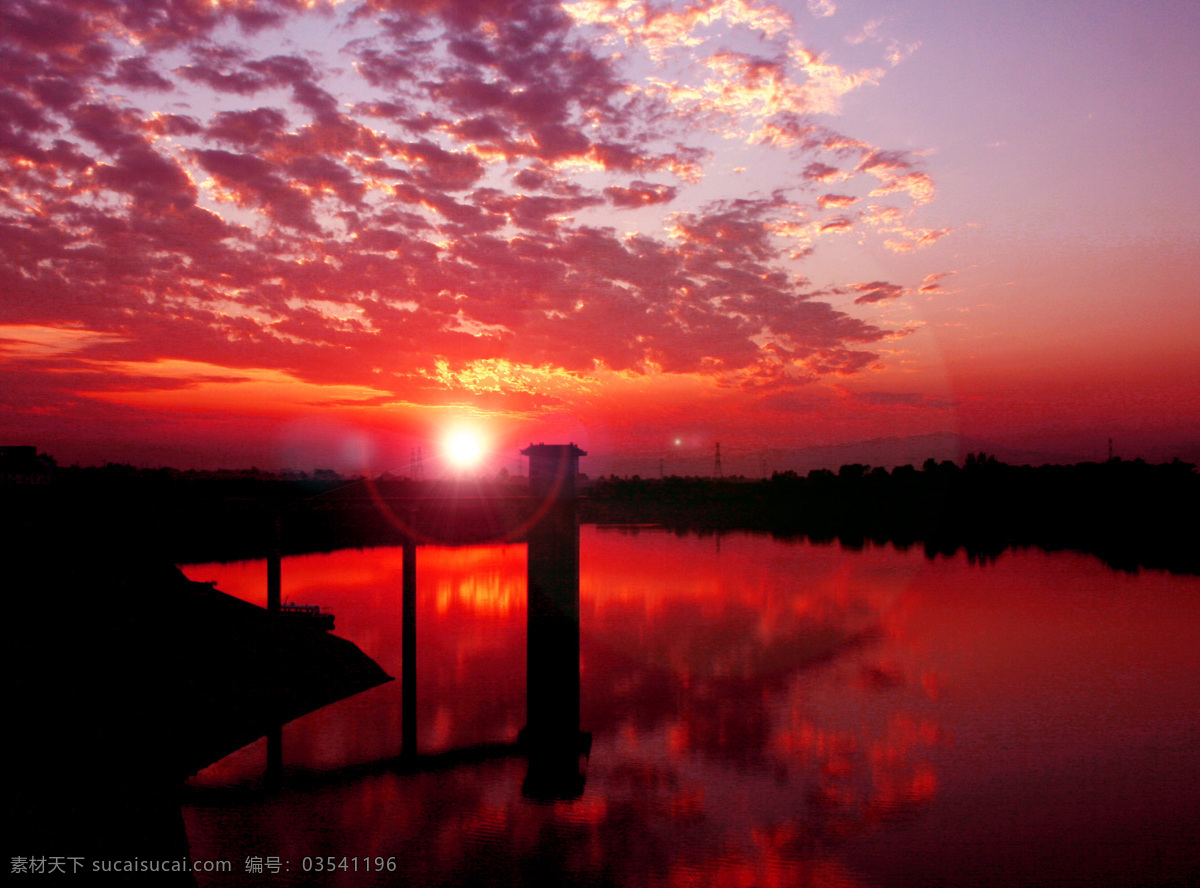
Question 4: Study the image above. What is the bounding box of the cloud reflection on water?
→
[183,528,1200,886]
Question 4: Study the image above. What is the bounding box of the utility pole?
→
[713,442,722,479]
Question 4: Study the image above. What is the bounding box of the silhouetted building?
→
[521,443,587,499]
[0,446,54,485]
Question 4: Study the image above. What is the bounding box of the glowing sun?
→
[446,430,484,469]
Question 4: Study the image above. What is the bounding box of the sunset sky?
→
[2,0,1197,476]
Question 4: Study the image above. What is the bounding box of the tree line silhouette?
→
[5,452,1196,573]
[584,455,1198,574]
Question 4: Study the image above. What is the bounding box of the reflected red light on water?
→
[181,531,1200,888]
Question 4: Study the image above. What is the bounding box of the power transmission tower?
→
[713,442,722,478]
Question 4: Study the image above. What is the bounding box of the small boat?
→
[279,601,335,631]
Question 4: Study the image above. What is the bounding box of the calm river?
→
[181,526,1200,887]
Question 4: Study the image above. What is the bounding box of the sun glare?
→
[446,430,483,469]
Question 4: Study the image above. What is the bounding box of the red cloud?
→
[849,281,906,304]
[817,193,856,209]
[803,162,842,182]
[819,216,854,233]
[195,148,320,231]
[0,0,946,435]
[604,181,679,208]
[111,55,173,90]
[207,108,289,146]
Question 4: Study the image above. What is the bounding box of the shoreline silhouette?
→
[7,451,1195,574]
[8,518,391,882]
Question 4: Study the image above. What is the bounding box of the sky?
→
[2,0,1197,477]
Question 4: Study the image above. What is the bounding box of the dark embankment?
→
[7,519,391,880]
[7,469,538,563]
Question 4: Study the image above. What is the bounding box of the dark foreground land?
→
[7,520,391,884]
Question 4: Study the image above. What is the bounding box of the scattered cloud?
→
[886,40,921,67]
[0,324,128,358]
[817,193,857,209]
[1,0,947,430]
[604,180,679,208]
[846,18,884,46]
[848,281,906,305]
[808,0,837,19]
[918,271,956,294]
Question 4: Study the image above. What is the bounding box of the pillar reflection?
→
[520,443,591,800]
[401,533,417,760]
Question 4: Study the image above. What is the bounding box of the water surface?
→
[182,528,1200,887]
